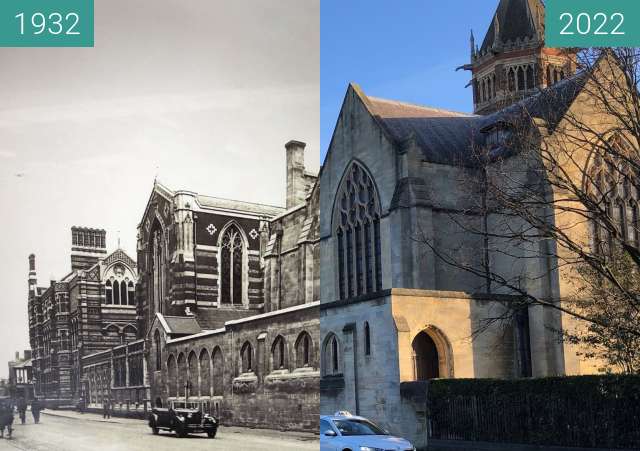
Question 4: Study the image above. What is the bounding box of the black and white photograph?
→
[0,1,320,450]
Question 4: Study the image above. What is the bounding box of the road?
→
[0,411,319,451]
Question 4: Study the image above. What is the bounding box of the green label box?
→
[0,0,94,47]
[546,0,640,48]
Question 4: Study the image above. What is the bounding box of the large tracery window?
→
[151,225,166,314]
[588,139,640,254]
[220,224,245,305]
[334,162,382,300]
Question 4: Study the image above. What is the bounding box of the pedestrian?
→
[0,401,14,439]
[103,398,111,419]
[16,398,27,425]
[30,398,42,424]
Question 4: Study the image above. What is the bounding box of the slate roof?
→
[366,96,481,166]
[163,316,202,336]
[194,307,258,330]
[358,69,587,167]
[197,195,285,217]
[480,0,545,53]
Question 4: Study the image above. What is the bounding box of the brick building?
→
[28,228,146,411]
[27,139,320,430]
[7,350,34,402]
[142,140,320,431]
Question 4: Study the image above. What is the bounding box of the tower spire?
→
[470,30,475,60]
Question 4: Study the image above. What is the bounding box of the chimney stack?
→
[15,351,19,360]
[71,227,107,271]
[28,254,37,298]
[285,140,308,209]
[24,350,32,360]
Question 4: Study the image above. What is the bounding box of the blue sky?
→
[321,0,498,160]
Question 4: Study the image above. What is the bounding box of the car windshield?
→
[333,419,387,436]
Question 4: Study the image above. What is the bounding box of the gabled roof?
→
[364,95,480,166]
[101,248,137,271]
[350,69,588,167]
[157,313,202,336]
[480,0,545,53]
[197,195,285,217]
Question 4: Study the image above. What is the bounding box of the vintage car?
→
[148,407,218,438]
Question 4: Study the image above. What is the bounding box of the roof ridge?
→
[366,95,476,117]
[197,194,285,210]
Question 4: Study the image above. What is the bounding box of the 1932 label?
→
[15,12,81,36]
[0,0,93,47]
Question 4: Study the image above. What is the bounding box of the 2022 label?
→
[546,0,640,48]
[559,12,625,36]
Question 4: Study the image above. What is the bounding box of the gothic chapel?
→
[320,0,615,447]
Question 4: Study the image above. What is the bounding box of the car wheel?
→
[206,430,216,438]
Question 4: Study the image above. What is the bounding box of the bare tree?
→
[419,48,640,372]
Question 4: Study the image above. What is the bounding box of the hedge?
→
[427,375,640,449]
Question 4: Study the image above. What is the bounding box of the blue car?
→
[320,412,416,451]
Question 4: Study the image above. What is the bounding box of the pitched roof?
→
[355,70,587,167]
[196,195,285,217]
[162,315,202,336]
[194,307,258,330]
[480,0,545,53]
[364,94,482,166]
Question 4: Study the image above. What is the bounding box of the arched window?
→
[220,224,245,305]
[492,74,496,97]
[212,347,224,396]
[526,65,535,90]
[113,280,120,305]
[127,281,135,306]
[323,334,341,376]
[517,66,525,91]
[481,80,486,102]
[295,332,312,368]
[546,65,552,85]
[105,280,113,304]
[271,336,286,370]
[120,281,127,306]
[151,224,166,314]
[364,322,371,356]
[154,330,162,371]
[199,349,211,397]
[334,162,382,300]
[177,353,187,398]
[508,68,515,92]
[240,342,253,373]
[188,351,198,397]
[588,140,640,253]
[167,354,177,397]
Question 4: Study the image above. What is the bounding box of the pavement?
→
[0,410,319,451]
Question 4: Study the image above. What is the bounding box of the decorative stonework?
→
[249,228,259,240]
[206,224,217,236]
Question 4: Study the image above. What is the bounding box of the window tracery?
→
[220,224,245,306]
[334,162,382,300]
[588,137,640,254]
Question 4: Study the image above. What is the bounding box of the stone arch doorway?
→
[413,332,439,380]
[411,326,453,380]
